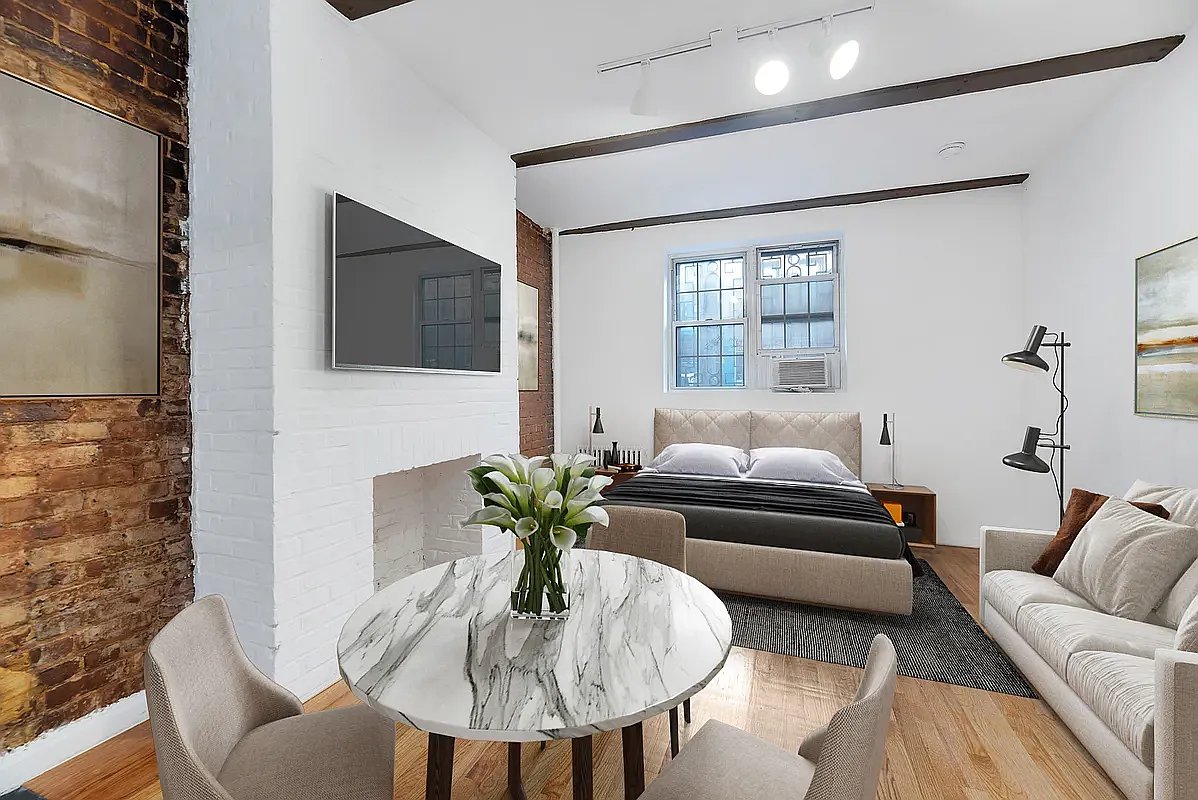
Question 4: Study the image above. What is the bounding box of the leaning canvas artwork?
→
[1136,236,1198,418]
[0,71,160,396]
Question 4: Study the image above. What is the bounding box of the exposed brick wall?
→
[517,211,554,456]
[0,0,190,751]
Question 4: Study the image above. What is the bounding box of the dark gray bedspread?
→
[600,473,913,564]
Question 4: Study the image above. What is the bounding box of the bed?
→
[600,408,915,615]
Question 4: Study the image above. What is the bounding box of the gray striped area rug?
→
[716,560,1036,698]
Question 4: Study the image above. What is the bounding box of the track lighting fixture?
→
[811,15,860,80]
[629,60,657,116]
[754,30,790,96]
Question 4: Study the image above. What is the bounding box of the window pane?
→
[699,261,721,290]
[785,253,806,278]
[759,256,783,280]
[811,319,835,348]
[785,320,809,349]
[677,357,698,387]
[760,284,783,317]
[761,321,785,350]
[482,271,500,292]
[698,290,721,320]
[422,299,436,320]
[455,324,472,346]
[720,289,743,319]
[438,277,455,298]
[454,275,471,297]
[678,263,698,292]
[438,298,454,320]
[698,356,721,386]
[483,293,499,318]
[440,325,457,346]
[721,324,743,355]
[462,349,473,369]
[440,346,454,366]
[677,326,697,357]
[722,356,744,387]
[809,253,831,274]
[698,326,721,356]
[423,278,438,300]
[810,280,834,314]
[455,298,471,321]
[721,259,743,289]
[484,321,499,343]
[784,283,808,315]
[676,292,697,321]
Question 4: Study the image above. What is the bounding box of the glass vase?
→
[511,538,570,620]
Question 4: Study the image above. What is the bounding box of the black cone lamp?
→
[589,406,604,452]
[1003,426,1051,473]
[879,413,900,487]
[1000,325,1071,521]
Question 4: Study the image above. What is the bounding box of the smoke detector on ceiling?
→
[938,141,967,158]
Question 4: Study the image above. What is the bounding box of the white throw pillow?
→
[1053,498,1198,621]
[1177,594,1198,653]
[1126,480,1198,625]
[745,447,862,486]
[647,443,749,477]
[1124,479,1198,528]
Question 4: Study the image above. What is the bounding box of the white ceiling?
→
[365,0,1198,230]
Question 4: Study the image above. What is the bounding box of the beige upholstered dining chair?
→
[590,505,692,756]
[638,634,898,800]
[144,595,395,800]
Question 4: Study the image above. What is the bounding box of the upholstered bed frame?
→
[651,408,913,615]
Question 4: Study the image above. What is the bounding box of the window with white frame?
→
[668,241,841,389]
[756,242,840,355]
[670,254,747,388]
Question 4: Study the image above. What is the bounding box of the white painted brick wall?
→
[373,470,424,589]
[188,0,518,697]
[267,0,517,697]
[188,0,278,672]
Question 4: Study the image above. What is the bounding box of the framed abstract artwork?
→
[517,281,539,391]
[0,70,161,397]
[1136,235,1198,419]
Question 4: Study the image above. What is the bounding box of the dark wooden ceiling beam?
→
[559,174,1030,235]
[516,36,1184,168]
[327,0,421,20]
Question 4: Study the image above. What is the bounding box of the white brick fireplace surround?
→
[189,0,519,701]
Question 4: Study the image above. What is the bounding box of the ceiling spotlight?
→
[754,29,790,96]
[829,39,859,80]
[630,60,658,116]
[812,16,859,80]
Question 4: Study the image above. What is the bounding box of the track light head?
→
[754,29,790,96]
[630,60,657,116]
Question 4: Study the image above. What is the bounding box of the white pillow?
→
[1054,498,1198,621]
[648,443,749,477]
[745,447,862,486]
[1177,594,1198,653]
[1124,479,1198,528]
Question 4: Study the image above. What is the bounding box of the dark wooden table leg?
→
[572,736,594,800]
[427,733,455,800]
[621,723,645,800]
[683,698,691,724]
[668,707,680,757]
[508,742,527,800]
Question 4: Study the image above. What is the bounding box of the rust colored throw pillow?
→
[1032,488,1171,576]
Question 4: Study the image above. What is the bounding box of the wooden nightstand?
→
[596,467,639,493]
[867,483,937,549]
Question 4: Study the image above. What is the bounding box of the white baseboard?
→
[0,691,149,793]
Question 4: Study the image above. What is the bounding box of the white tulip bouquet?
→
[463,452,612,618]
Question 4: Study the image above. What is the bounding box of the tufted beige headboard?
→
[653,409,862,478]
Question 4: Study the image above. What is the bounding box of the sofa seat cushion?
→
[982,570,1096,628]
[1016,602,1175,676]
[1066,651,1156,765]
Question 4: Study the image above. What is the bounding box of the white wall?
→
[266,0,517,697]
[558,188,1030,546]
[1020,28,1198,525]
[188,0,278,672]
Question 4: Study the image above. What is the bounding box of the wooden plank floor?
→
[25,546,1124,800]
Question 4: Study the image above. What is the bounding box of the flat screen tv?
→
[332,194,501,374]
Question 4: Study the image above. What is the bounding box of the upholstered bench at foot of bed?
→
[686,538,914,615]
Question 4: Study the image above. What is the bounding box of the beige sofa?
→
[980,526,1198,800]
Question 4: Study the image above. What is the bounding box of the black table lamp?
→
[589,406,604,452]
[1001,325,1071,520]
[879,413,901,487]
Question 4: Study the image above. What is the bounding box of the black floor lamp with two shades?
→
[1000,325,1072,521]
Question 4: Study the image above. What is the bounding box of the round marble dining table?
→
[337,549,732,800]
